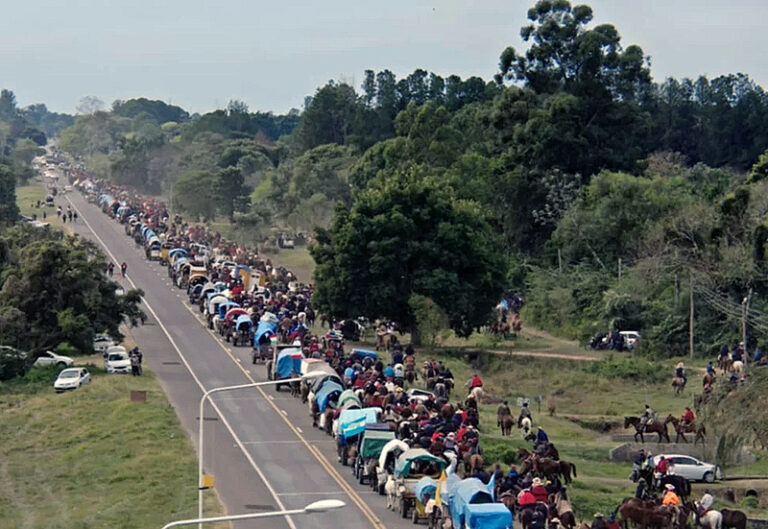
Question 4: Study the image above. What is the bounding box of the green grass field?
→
[0,358,226,529]
[264,246,316,283]
[17,184,67,229]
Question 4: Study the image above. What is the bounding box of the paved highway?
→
[64,191,408,529]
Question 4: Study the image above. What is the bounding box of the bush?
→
[55,341,80,357]
[584,353,665,383]
[740,495,759,509]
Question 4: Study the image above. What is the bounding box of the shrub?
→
[584,353,664,383]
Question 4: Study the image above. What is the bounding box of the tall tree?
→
[311,173,507,339]
[0,160,19,223]
[215,166,249,220]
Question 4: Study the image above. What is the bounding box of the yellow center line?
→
[179,302,387,529]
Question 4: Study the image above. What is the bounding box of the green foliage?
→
[172,170,217,221]
[311,174,507,337]
[0,225,145,355]
[740,496,759,509]
[0,346,28,381]
[0,160,19,223]
[584,353,665,383]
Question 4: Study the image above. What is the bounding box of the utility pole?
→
[618,258,622,282]
[742,287,753,351]
[689,271,694,359]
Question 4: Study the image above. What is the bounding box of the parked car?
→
[105,351,131,374]
[33,350,74,368]
[620,331,641,349]
[652,454,723,483]
[405,388,434,404]
[53,367,91,392]
[93,334,114,355]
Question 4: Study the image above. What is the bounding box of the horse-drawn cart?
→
[394,449,447,520]
[353,423,394,485]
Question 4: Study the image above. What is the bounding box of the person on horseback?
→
[706,361,715,376]
[634,477,651,500]
[517,488,537,511]
[675,362,687,386]
[640,404,653,431]
[518,401,532,427]
[630,449,646,481]
[655,456,670,477]
[497,400,511,427]
[681,406,695,429]
[662,484,680,506]
[590,513,607,529]
[467,373,483,390]
[531,477,548,503]
[606,513,620,529]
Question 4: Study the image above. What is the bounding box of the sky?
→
[2,0,768,115]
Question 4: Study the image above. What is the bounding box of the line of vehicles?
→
[85,187,515,528]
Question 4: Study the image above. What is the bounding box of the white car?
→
[93,334,115,355]
[34,351,74,368]
[54,367,91,392]
[406,388,435,404]
[105,351,132,374]
[620,331,641,348]
[652,454,723,483]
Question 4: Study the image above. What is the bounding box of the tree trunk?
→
[410,326,421,347]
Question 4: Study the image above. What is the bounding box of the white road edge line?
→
[66,195,298,529]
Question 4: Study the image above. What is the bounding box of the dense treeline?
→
[53,0,768,355]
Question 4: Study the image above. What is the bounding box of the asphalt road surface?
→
[64,191,410,529]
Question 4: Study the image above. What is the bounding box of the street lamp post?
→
[164,499,345,529]
[197,374,321,526]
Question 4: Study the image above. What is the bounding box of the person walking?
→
[121,262,128,277]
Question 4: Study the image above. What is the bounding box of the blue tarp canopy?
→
[218,301,240,319]
[463,504,512,529]
[415,477,438,505]
[235,314,252,331]
[254,321,278,345]
[349,348,378,361]
[338,407,380,440]
[169,248,188,260]
[338,389,362,410]
[234,264,250,278]
[449,477,502,529]
[275,347,302,379]
[314,380,344,412]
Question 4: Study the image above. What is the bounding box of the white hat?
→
[665,484,675,490]
[532,477,543,486]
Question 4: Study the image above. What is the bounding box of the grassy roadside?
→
[0,357,227,529]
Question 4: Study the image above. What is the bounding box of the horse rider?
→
[675,362,687,386]
[517,488,537,512]
[681,406,696,429]
[534,427,549,454]
[590,513,607,529]
[606,513,621,529]
[696,489,714,523]
[706,361,715,376]
[518,401,532,427]
[662,483,681,506]
[531,477,548,503]
[467,373,483,391]
[634,477,651,500]
[640,404,654,431]
[630,449,646,481]
[655,455,670,477]
[497,400,511,427]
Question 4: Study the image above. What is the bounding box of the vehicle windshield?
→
[108,354,127,361]
[59,371,79,378]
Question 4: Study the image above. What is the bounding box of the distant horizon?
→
[4,0,768,116]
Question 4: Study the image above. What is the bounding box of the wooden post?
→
[689,272,694,359]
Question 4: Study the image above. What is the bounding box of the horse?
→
[469,386,485,403]
[550,490,576,529]
[520,416,533,438]
[696,507,723,529]
[671,376,686,395]
[618,497,674,529]
[664,415,706,444]
[519,504,549,529]
[720,509,747,529]
[718,355,732,375]
[463,453,484,477]
[384,474,398,510]
[730,360,744,374]
[501,415,515,436]
[376,331,394,351]
[624,416,671,443]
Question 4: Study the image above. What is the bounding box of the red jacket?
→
[656,458,669,474]
[531,485,549,503]
[518,491,536,506]
[683,409,695,423]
